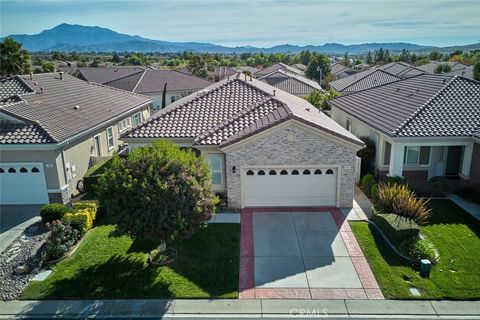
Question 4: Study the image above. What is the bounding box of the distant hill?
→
[2,23,479,54]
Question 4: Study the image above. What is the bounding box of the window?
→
[206,154,224,185]
[303,169,311,175]
[326,169,334,174]
[31,167,39,173]
[131,112,142,127]
[20,167,28,173]
[246,170,254,176]
[118,118,131,133]
[171,96,178,103]
[383,141,392,166]
[8,168,16,173]
[280,170,288,175]
[291,170,299,175]
[314,169,322,175]
[106,127,115,150]
[258,170,265,175]
[269,170,277,175]
[346,119,352,132]
[404,146,430,165]
[0,168,4,173]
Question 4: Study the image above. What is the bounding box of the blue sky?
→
[1,0,479,47]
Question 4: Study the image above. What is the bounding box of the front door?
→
[445,146,462,176]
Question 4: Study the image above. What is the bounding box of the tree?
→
[434,63,452,74]
[304,90,340,111]
[97,140,217,252]
[429,51,442,61]
[305,54,331,83]
[161,82,167,109]
[0,38,31,76]
[41,61,55,73]
[366,51,373,64]
[187,55,207,78]
[111,53,121,64]
[473,62,480,81]
[341,52,351,67]
[299,50,313,65]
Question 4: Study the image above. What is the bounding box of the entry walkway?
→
[239,207,382,300]
[449,194,480,221]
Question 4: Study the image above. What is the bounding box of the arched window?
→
[291,169,299,175]
[0,168,4,173]
[314,169,322,175]
[269,170,277,175]
[303,169,311,175]
[326,169,334,174]
[31,167,40,173]
[246,170,254,176]
[20,167,28,173]
[258,170,265,176]
[8,168,16,173]
[280,170,288,175]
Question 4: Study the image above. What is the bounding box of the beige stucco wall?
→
[224,123,358,208]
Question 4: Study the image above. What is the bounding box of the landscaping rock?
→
[0,222,49,301]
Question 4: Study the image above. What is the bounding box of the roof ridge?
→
[194,95,278,144]
[132,69,148,93]
[340,69,401,91]
[102,69,145,87]
[0,109,59,142]
[392,75,459,136]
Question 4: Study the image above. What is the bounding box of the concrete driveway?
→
[0,205,42,253]
[239,207,383,300]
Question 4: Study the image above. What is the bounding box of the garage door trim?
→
[240,164,341,208]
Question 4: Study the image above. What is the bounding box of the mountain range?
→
[3,24,479,54]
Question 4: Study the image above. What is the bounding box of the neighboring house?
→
[0,73,152,205]
[377,62,425,78]
[259,69,322,97]
[178,66,237,82]
[291,63,307,72]
[255,62,305,77]
[330,69,401,93]
[123,75,364,209]
[329,73,480,190]
[73,67,211,110]
[331,62,356,79]
[417,61,474,79]
[235,66,260,75]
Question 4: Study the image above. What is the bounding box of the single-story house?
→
[123,74,364,209]
[417,61,474,79]
[330,62,425,94]
[331,63,356,79]
[0,72,152,205]
[255,62,305,78]
[329,73,480,190]
[73,67,212,110]
[259,69,322,97]
[291,63,307,72]
[178,66,238,82]
[234,66,260,75]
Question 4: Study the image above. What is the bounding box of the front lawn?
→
[351,199,480,299]
[22,220,239,299]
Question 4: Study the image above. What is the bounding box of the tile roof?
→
[417,61,474,79]
[255,62,305,77]
[329,73,480,139]
[0,73,152,144]
[259,69,322,96]
[125,75,363,148]
[77,67,146,84]
[378,62,424,78]
[291,63,307,71]
[331,63,349,76]
[0,120,55,144]
[0,76,34,102]
[330,69,401,92]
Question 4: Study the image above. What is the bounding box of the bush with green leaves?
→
[356,137,376,177]
[40,203,68,223]
[304,89,340,111]
[399,236,438,263]
[370,183,379,203]
[97,140,217,249]
[372,209,420,243]
[45,221,80,260]
[385,175,407,185]
[361,173,375,197]
[63,214,87,235]
[376,182,431,225]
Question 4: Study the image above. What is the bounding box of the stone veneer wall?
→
[469,142,480,189]
[224,125,358,208]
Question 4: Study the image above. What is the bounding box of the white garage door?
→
[0,163,49,205]
[243,167,337,207]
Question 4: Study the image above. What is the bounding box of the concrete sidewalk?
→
[1,299,480,319]
[449,194,480,221]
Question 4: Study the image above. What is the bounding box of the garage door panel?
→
[243,167,337,207]
[0,163,49,205]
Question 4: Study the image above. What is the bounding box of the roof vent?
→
[273,89,276,96]
[59,72,64,80]
[40,87,44,94]
[73,105,80,110]
[396,88,400,92]
[306,107,310,112]
[29,72,33,80]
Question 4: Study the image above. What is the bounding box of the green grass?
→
[22,221,239,299]
[351,199,480,299]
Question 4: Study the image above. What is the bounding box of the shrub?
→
[376,182,431,225]
[45,221,80,260]
[398,236,438,263]
[428,176,450,195]
[372,209,420,243]
[357,137,376,177]
[97,140,216,250]
[385,176,407,185]
[361,173,375,197]
[83,158,114,192]
[65,201,98,232]
[371,183,379,203]
[64,214,87,235]
[40,203,68,223]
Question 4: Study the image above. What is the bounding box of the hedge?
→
[64,201,98,232]
[83,158,113,192]
[372,207,420,243]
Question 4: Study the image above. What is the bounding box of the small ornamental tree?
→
[97,140,217,253]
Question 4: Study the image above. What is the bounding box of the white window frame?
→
[404,146,431,166]
[131,112,142,127]
[118,117,131,134]
[346,118,352,132]
[206,154,224,186]
[383,141,391,166]
[106,126,115,151]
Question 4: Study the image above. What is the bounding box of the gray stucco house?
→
[0,72,152,205]
[124,74,364,209]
